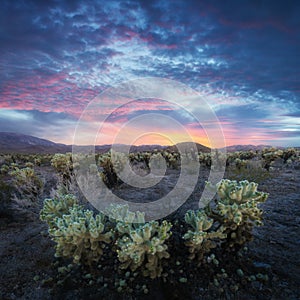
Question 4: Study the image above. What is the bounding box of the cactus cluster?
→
[36,146,275,292]
[182,179,268,260]
[106,204,172,279]
[41,194,112,265]
[50,204,112,264]
[51,153,73,184]
[183,210,226,261]
[40,193,78,229]
[213,179,268,248]
[116,219,172,278]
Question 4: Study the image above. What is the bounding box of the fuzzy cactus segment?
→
[215,179,268,226]
[105,203,145,224]
[40,194,78,229]
[108,205,172,279]
[183,210,226,261]
[210,179,268,248]
[46,203,112,265]
[116,220,172,279]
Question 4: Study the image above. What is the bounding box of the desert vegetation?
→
[0,147,299,299]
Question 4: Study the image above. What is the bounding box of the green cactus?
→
[51,205,112,264]
[40,194,78,229]
[106,204,172,279]
[105,203,145,224]
[98,153,119,188]
[40,195,112,265]
[110,150,128,174]
[51,153,74,188]
[0,164,9,174]
[183,210,226,262]
[116,219,172,279]
[210,179,268,249]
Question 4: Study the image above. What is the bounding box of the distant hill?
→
[0,132,291,154]
[0,133,169,154]
[166,142,211,153]
[0,132,70,154]
[223,144,274,152]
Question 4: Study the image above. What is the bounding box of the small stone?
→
[88,280,94,286]
[213,259,219,265]
[213,279,219,287]
[179,277,188,283]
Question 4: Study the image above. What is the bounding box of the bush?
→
[9,167,43,202]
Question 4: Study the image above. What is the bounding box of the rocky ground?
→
[0,163,299,299]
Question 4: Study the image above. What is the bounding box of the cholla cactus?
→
[149,153,166,173]
[234,158,247,170]
[105,203,145,224]
[34,157,41,166]
[162,151,180,169]
[0,164,9,174]
[282,148,297,163]
[183,210,226,261]
[51,153,73,183]
[50,205,112,265]
[111,150,128,174]
[40,194,78,229]
[25,162,34,168]
[216,179,267,205]
[40,194,112,265]
[98,152,119,187]
[107,204,172,279]
[198,152,212,167]
[116,220,172,279]
[212,179,268,248]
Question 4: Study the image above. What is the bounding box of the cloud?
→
[0,0,299,146]
[0,109,78,143]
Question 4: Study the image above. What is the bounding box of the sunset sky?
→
[1,0,299,147]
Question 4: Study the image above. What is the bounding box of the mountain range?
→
[0,132,276,154]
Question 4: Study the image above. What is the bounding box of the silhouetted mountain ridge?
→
[0,132,292,154]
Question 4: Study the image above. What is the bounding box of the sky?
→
[0,0,299,147]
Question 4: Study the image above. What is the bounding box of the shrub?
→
[51,153,73,185]
[9,167,43,202]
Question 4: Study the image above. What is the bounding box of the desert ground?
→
[0,154,299,300]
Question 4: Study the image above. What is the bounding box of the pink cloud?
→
[0,71,101,116]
